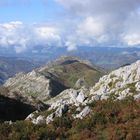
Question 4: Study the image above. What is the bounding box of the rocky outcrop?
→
[46,87,89,110]
[4,70,66,101]
[90,60,140,100]
[26,104,69,125]
[3,58,140,125]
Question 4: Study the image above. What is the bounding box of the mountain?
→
[1,59,140,139]
[23,59,140,124]
[1,46,140,71]
[4,57,104,101]
[0,56,41,85]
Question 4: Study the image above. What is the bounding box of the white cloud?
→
[123,34,140,46]
[65,41,77,51]
[56,0,140,47]
[122,12,140,46]
[77,17,105,37]
[0,21,62,53]
[0,0,140,52]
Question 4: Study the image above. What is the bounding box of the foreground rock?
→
[74,106,91,119]
[90,60,140,100]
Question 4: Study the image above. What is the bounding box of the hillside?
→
[1,59,140,139]
[4,57,104,101]
[40,56,104,87]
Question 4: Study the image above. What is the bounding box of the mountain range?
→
[0,56,140,139]
[1,46,140,71]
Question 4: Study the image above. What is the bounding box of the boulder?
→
[25,113,35,121]
[76,91,86,103]
[33,115,46,125]
[55,104,68,117]
[75,106,91,119]
[46,113,55,124]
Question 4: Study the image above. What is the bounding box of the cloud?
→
[122,12,140,46]
[56,0,140,47]
[0,0,140,53]
[123,34,140,46]
[0,21,61,53]
[56,0,140,17]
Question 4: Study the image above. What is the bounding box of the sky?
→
[0,0,140,53]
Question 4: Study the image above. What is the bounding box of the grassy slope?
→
[1,97,140,140]
[40,61,103,88]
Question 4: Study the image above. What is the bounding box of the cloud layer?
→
[0,21,61,53]
[0,0,140,53]
[56,0,140,47]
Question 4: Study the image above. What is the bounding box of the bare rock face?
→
[46,113,55,124]
[25,113,35,121]
[90,60,140,100]
[76,91,86,103]
[46,87,89,110]
[4,70,66,101]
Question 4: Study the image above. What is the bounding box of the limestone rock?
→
[75,106,91,119]
[25,113,35,121]
[33,115,46,125]
[76,91,86,103]
[55,104,68,117]
[90,60,140,101]
[46,113,55,124]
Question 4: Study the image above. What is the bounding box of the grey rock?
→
[55,104,68,117]
[46,113,55,124]
[33,115,46,125]
[75,106,91,119]
[76,91,86,103]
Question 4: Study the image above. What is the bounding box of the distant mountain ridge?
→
[0,56,41,85]
[1,46,140,71]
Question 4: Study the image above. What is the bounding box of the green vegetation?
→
[41,62,103,88]
[1,98,140,140]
